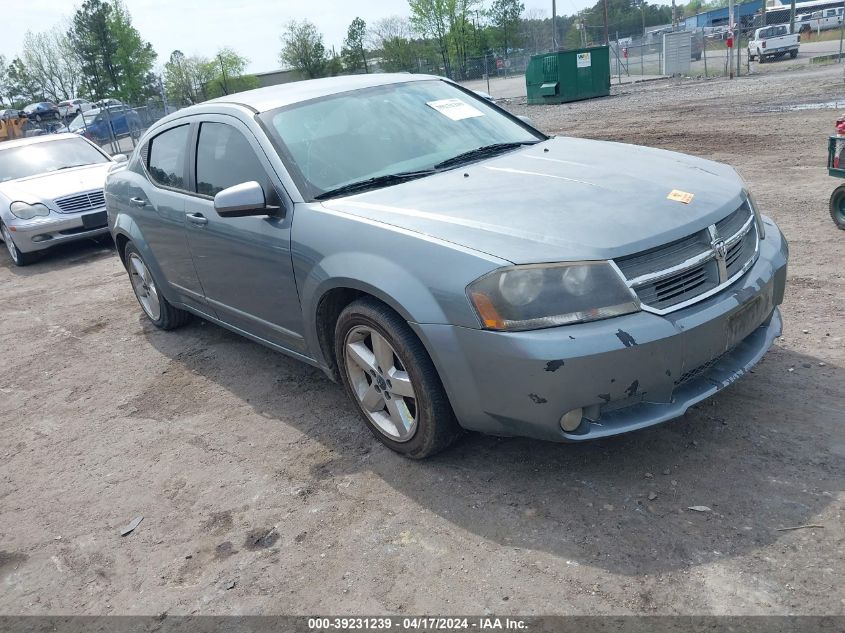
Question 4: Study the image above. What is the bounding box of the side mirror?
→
[111,153,128,163]
[517,115,535,128]
[213,181,268,217]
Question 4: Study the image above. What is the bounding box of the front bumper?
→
[414,217,789,443]
[5,210,109,253]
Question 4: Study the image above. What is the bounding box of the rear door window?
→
[148,124,190,190]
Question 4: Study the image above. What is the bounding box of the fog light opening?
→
[31,235,52,243]
[559,408,584,433]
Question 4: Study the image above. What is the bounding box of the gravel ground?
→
[1,65,843,616]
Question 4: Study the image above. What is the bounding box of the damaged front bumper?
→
[414,216,789,442]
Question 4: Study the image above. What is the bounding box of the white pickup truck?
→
[748,24,800,63]
[798,8,844,34]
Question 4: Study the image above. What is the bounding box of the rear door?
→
[128,122,210,314]
[183,115,305,352]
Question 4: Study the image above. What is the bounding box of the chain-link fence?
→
[453,20,844,98]
[18,98,179,156]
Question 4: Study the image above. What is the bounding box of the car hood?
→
[320,136,747,263]
[0,163,112,207]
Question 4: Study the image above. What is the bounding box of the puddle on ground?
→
[767,100,845,112]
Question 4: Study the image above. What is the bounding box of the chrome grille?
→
[54,190,106,214]
[615,202,759,314]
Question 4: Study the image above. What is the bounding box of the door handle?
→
[186,213,208,226]
[129,197,147,208]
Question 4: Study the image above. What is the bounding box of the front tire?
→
[123,242,191,329]
[831,185,845,230]
[335,297,461,459]
[1,222,36,266]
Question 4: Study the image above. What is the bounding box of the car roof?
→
[0,133,82,151]
[205,73,446,114]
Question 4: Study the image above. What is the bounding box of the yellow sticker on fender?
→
[667,189,694,204]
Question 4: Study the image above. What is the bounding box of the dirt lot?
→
[1,65,843,616]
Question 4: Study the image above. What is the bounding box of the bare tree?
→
[369,16,418,72]
[20,25,82,102]
[521,7,550,54]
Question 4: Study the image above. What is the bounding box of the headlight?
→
[9,201,51,220]
[468,261,640,331]
[744,190,766,240]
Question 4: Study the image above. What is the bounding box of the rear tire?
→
[334,297,462,459]
[758,50,765,63]
[123,242,191,329]
[789,49,798,59]
[831,185,845,230]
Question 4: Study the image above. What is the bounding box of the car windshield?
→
[261,79,544,200]
[68,109,101,131]
[0,137,109,182]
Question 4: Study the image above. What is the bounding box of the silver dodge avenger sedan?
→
[106,74,788,458]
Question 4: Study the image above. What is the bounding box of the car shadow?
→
[0,235,115,276]
[141,317,843,577]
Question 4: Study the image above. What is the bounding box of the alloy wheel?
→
[128,252,161,321]
[344,325,418,442]
[2,224,19,264]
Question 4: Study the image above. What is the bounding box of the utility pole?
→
[603,0,610,45]
[790,0,796,33]
[840,0,844,62]
[728,0,734,78]
[672,0,677,30]
[218,54,229,95]
[761,0,767,26]
[552,0,557,50]
[641,1,646,38]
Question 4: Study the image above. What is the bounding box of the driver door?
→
[183,116,306,353]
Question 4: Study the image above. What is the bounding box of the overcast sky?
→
[4,0,638,76]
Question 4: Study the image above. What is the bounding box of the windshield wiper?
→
[434,141,540,170]
[313,170,436,200]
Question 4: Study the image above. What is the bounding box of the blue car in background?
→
[68,106,142,144]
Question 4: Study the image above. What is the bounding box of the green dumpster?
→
[525,46,610,105]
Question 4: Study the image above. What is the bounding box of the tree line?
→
[0,0,697,108]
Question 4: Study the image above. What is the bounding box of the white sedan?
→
[0,134,126,266]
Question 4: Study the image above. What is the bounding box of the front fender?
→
[299,252,448,364]
[292,203,507,368]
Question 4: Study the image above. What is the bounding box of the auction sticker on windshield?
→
[427,99,485,121]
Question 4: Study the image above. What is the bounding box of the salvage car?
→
[1,134,125,266]
[23,102,62,122]
[58,98,93,118]
[68,106,142,144]
[106,74,788,458]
